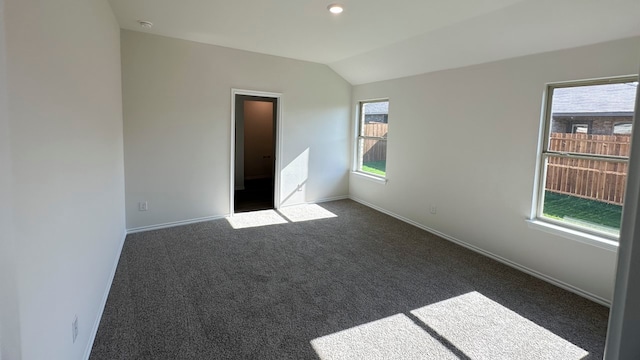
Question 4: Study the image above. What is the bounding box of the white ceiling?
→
[108,0,640,85]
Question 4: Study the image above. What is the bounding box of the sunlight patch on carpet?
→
[410,291,589,359]
[311,314,458,360]
[278,204,338,223]
[226,210,288,229]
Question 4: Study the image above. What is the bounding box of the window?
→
[613,122,632,135]
[356,100,389,177]
[535,77,638,239]
[571,124,589,134]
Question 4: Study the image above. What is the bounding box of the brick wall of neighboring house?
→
[551,116,633,134]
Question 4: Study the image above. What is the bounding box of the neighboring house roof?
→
[552,82,637,114]
[363,102,389,115]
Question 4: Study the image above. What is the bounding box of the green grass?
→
[362,161,386,176]
[543,192,622,231]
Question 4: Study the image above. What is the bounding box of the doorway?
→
[232,91,280,213]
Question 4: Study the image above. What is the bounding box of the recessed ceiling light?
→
[137,20,153,29]
[327,4,344,14]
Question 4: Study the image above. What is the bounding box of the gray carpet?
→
[90,200,608,359]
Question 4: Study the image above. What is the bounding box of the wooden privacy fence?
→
[362,123,388,162]
[546,133,631,205]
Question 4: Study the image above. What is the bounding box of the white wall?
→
[4,0,126,359]
[350,37,640,303]
[0,1,21,359]
[122,31,352,229]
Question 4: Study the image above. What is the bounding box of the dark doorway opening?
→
[234,95,277,213]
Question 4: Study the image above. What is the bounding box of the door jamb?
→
[230,88,282,216]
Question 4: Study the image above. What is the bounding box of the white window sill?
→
[351,171,388,184]
[526,219,618,252]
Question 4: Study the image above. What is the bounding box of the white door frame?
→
[230,88,282,216]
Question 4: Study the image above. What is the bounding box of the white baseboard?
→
[83,230,127,360]
[277,195,349,209]
[312,195,349,204]
[127,199,347,234]
[126,215,227,234]
[349,196,611,307]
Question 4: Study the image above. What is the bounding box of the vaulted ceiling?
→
[108,0,640,85]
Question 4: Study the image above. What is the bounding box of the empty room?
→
[2,0,640,359]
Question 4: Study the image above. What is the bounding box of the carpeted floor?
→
[90,200,609,359]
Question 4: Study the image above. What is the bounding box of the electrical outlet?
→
[72,315,78,343]
[138,201,148,211]
[430,205,437,214]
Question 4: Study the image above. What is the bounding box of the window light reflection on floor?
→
[278,204,337,223]
[311,291,588,360]
[311,313,459,360]
[226,204,337,229]
[226,210,288,229]
[410,291,588,359]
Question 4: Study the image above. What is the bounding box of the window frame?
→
[355,99,389,179]
[534,76,637,241]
